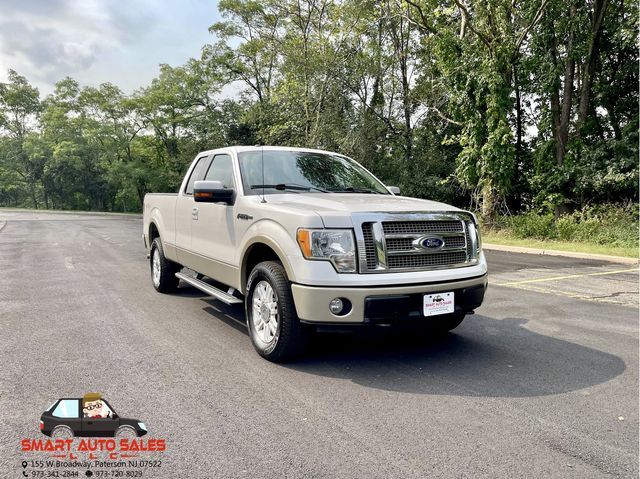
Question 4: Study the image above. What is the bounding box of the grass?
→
[484,204,639,258]
[483,231,639,258]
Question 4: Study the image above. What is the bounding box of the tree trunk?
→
[30,186,39,210]
[577,0,609,129]
[553,3,578,218]
[481,182,497,226]
[513,62,523,156]
[556,4,576,166]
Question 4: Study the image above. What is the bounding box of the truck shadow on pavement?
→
[290,315,626,397]
[199,299,625,398]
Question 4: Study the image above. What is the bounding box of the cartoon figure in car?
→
[40,394,147,438]
[82,393,112,418]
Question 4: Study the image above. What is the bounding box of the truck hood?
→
[263,193,462,227]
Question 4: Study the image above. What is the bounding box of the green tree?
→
[0,70,42,207]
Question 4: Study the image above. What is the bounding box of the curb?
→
[483,243,639,265]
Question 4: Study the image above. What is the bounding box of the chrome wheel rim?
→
[152,248,161,287]
[252,280,278,344]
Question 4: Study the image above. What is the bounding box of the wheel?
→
[51,425,74,439]
[432,312,466,333]
[115,425,138,438]
[150,238,180,293]
[245,261,307,362]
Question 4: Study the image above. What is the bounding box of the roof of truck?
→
[196,145,347,157]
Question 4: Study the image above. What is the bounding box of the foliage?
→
[0,0,637,222]
[493,204,639,248]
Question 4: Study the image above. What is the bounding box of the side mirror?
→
[387,186,400,195]
[193,180,235,205]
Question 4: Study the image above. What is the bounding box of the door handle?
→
[192,207,199,220]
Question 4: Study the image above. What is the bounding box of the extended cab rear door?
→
[175,155,212,263]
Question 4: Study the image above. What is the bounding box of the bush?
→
[493,204,639,248]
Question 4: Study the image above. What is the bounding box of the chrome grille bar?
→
[354,212,480,273]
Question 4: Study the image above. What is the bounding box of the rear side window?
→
[204,154,234,188]
[184,156,211,195]
[52,400,79,418]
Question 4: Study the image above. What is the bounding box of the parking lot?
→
[0,210,638,478]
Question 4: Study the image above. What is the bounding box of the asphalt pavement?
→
[0,210,638,478]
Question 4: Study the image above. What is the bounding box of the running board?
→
[175,272,243,305]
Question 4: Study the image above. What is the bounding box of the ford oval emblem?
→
[419,236,444,249]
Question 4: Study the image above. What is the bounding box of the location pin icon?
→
[22,461,28,468]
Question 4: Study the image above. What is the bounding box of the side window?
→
[184,156,211,195]
[52,400,79,418]
[204,154,235,189]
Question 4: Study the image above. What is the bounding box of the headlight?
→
[138,422,147,431]
[297,229,357,273]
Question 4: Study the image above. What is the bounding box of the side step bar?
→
[175,272,243,305]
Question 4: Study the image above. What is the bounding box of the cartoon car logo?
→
[40,393,147,438]
[432,295,445,303]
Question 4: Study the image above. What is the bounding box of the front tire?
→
[115,425,138,439]
[150,238,180,293]
[245,261,307,362]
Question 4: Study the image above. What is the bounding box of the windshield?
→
[237,150,390,195]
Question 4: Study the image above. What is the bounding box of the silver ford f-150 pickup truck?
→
[143,146,487,361]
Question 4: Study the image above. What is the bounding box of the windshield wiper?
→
[330,186,384,194]
[250,183,329,193]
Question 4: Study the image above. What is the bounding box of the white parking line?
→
[495,268,639,287]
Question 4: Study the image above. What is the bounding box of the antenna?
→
[257,144,266,203]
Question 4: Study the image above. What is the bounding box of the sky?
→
[0,0,222,96]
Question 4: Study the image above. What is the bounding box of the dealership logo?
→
[21,393,166,464]
[39,393,147,439]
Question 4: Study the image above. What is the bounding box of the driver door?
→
[82,401,119,437]
[190,153,237,282]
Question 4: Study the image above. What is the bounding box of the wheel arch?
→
[240,238,294,294]
[149,222,160,243]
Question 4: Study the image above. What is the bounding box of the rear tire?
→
[245,261,307,362]
[150,238,180,293]
[51,425,74,439]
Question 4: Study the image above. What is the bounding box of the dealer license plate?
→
[423,292,455,317]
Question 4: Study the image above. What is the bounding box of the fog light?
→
[329,298,344,315]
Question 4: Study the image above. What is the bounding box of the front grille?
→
[387,251,468,269]
[385,237,413,251]
[465,227,473,258]
[445,236,466,248]
[362,222,377,269]
[382,220,463,235]
[359,215,478,273]
[385,235,466,252]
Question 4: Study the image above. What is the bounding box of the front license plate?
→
[423,292,455,317]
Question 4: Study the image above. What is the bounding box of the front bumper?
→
[291,273,487,324]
